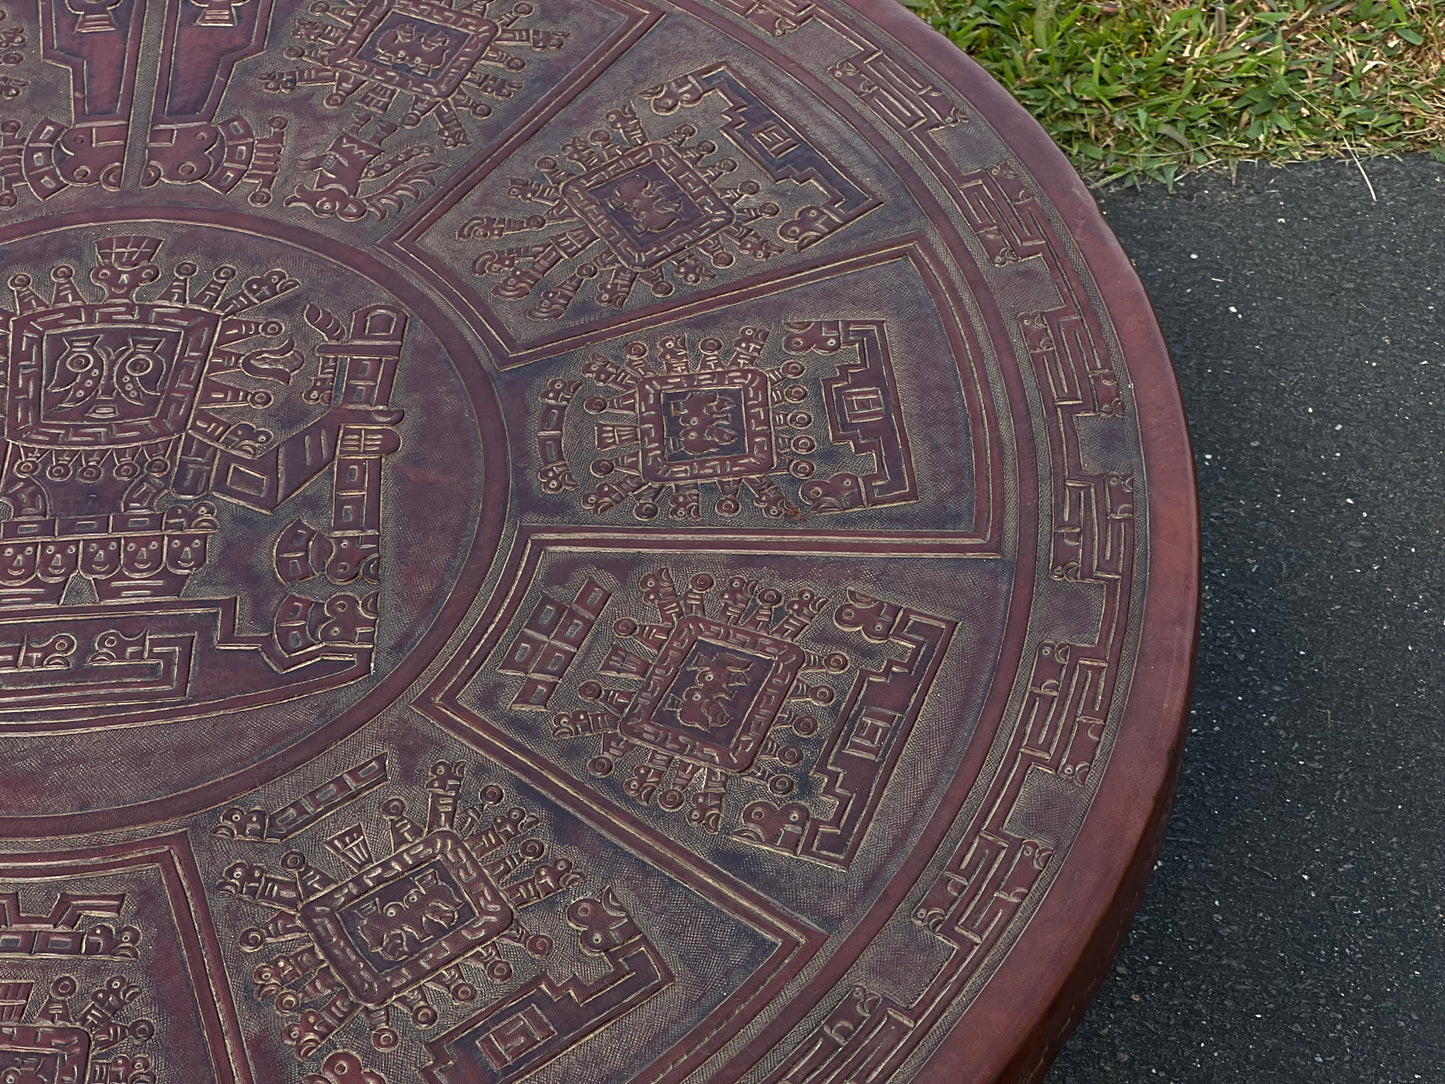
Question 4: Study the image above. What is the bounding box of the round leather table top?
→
[0,0,1198,1080]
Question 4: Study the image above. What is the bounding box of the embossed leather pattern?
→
[0,1,1197,1081]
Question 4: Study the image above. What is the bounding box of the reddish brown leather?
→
[0,0,1197,1080]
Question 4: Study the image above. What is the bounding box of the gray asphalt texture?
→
[1045,155,1445,1083]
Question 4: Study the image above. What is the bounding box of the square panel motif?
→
[329,0,500,99]
[8,305,218,447]
[636,367,773,482]
[561,142,733,270]
[0,1024,90,1082]
[299,830,513,1007]
[620,615,803,772]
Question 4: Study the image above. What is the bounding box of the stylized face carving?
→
[636,369,774,483]
[562,143,735,270]
[371,22,455,76]
[38,540,79,581]
[0,542,38,583]
[301,832,513,1007]
[330,0,499,98]
[121,536,165,576]
[81,537,121,578]
[43,331,178,424]
[620,616,805,772]
[606,174,687,236]
[664,389,743,459]
[9,308,217,452]
[165,534,208,574]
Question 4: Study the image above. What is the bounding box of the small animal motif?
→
[372,22,453,77]
[606,175,685,235]
[668,650,756,731]
[666,391,739,458]
[356,867,465,961]
[286,113,441,222]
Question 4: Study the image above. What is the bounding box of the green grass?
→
[907,0,1445,188]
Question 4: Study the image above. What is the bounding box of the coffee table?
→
[0,1,1197,1080]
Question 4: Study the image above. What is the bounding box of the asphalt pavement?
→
[1042,155,1445,1082]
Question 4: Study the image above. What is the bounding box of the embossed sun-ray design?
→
[536,318,916,522]
[557,325,814,521]
[505,566,956,868]
[458,65,878,320]
[0,895,156,1084]
[265,0,568,223]
[462,100,784,319]
[547,565,851,832]
[265,0,568,148]
[215,760,605,1068]
[0,235,307,610]
[0,234,414,725]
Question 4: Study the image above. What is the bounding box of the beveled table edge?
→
[852,4,1202,1081]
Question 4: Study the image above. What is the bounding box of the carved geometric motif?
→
[0,975,153,1084]
[0,838,251,1083]
[269,0,569,222]
[0,1,30,108]
[420,888,673,1083]
[267,0,567,144]
[0,0,286,205]
[533,319,916,521]
[446,62,878,328]
[497,578,611,709]
[0,1,1194,1081]
[751,153,1147,1082]
[0,234,408,729]
[0,0,654,224]
[497,564,955,859]
[212,756,667,1076]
